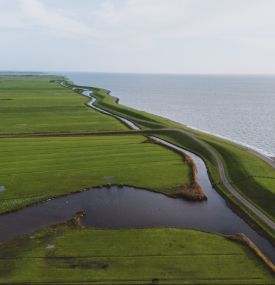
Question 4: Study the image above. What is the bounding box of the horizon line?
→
[1,70,275,76]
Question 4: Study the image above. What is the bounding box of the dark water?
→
[63,72,275,157]
[0,150,274,262]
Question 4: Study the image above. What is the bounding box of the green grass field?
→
[0,134,192,214]
[0,76,126,134]
[0,223,273,284]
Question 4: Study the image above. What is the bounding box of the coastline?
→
[107,86,275,168]
[104,87,275,158]
[185,124,275,163]
[92,81,275,162]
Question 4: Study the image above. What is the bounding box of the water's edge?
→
[62,72,275,157]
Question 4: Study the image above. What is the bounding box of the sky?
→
[0,0,275,74]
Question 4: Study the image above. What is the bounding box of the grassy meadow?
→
[0,223,273,284]
[0,76,126,134]
[0,134,192,214]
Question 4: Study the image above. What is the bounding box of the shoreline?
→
[96,81,275,165]
[119,100,275,160]
[185,124,275,164]
[113,94,274,159]
[182,124,275,170]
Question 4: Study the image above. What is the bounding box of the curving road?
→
[174,128,275,230]
[63,82,275,231]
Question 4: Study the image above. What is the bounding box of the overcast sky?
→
[1,0,275,74]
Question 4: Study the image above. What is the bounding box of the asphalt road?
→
[177,128,275,230]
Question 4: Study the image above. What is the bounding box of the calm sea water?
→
[64,72,275,157]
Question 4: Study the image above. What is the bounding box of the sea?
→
[63,72,275,157]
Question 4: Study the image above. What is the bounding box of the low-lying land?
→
[0,134,192,214]
[0,76,126,134]
[0,76,196,214]
[0,222,273,284]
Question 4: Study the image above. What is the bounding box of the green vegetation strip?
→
[204,138,275,219]
[0,223,273,284]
